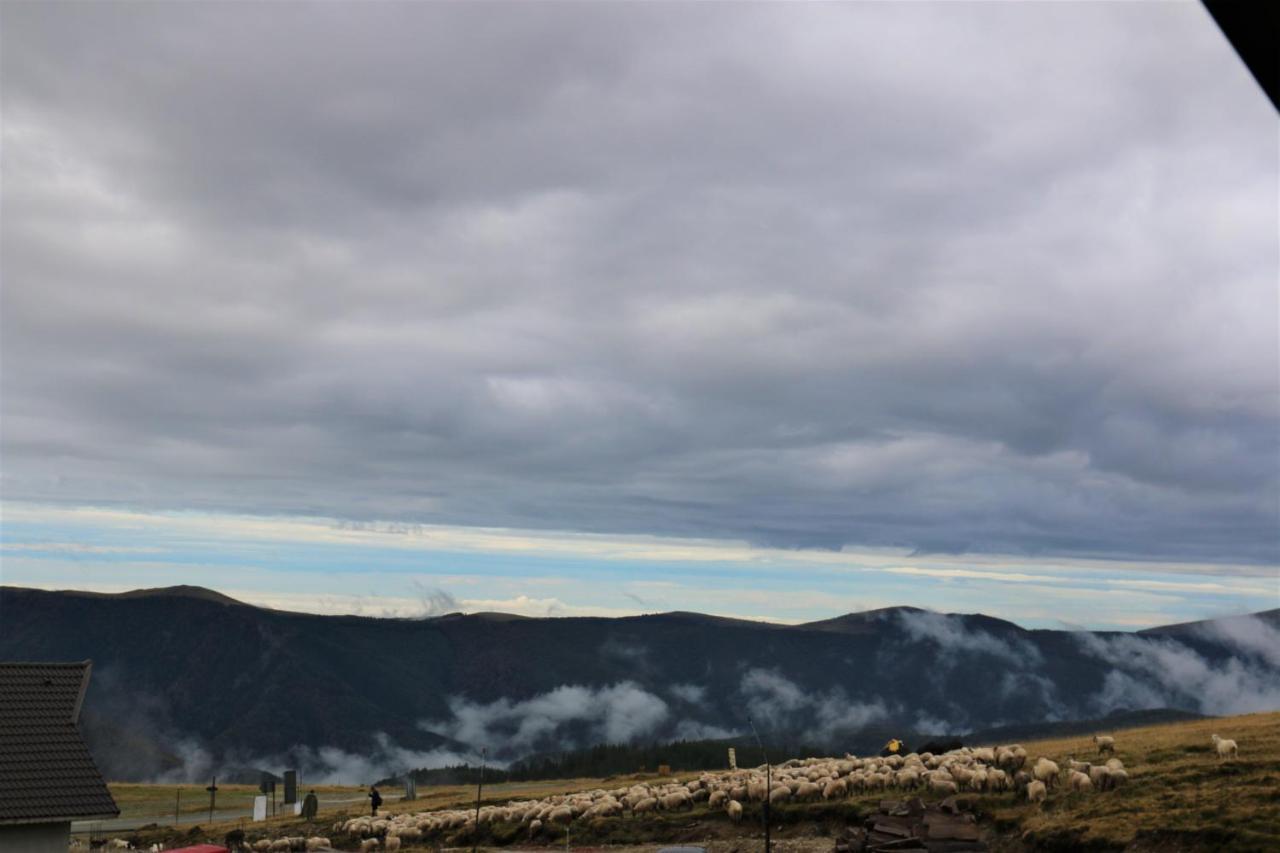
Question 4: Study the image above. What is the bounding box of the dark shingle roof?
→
[0,662,119,824]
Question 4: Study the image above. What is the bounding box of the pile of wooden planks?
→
[832,797,987,852]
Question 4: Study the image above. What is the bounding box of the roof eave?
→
[0,811,122,826]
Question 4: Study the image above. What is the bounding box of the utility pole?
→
[175,789,181,826]
[206,776,218,825]
[472,748,486,853]
[748,717,771,853]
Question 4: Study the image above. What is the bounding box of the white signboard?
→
[253,796,268,822]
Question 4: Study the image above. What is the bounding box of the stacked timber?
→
[832,797,987,852]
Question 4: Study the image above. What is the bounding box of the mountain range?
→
[0,585,1276,782]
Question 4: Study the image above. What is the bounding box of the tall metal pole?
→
[207,776,218,825]
[472,748,486,853]
[748,718,770,853]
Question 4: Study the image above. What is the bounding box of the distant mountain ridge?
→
[1,585,1275,783]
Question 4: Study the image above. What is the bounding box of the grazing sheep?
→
[382,838,400,853]
[269,840,290,853]
[358,841,378,853]
[304,838,330,851]
[660,791,692,811]
[1104,758,1124,771]
[726,800,744,823]
[1089,765,1111,790]
[528,819,542,837]
[253,843,271,853]
[1211,734,1238,761]
[928,778,959,796]
[793,781,822,802]
[1107,768,1128,788]
[768,786,791,805]
[1067,770,1092,793]
[1033,757,1061,789]
[1026,780,1047,804]
[823,778,848,799]
[632,797,657,814]
[1067,758,1091,773]
[708,790,728,808]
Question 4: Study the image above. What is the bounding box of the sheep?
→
[793,781,822,802]
[823,778,848,799]
[1066,758,1091,773]
[708,790,728,808]
[1089,765,1111,790]
[1032,757,1061,789]
[1004,745,1028,771]
[528,819,543,837]
[1026,780,1047,804]
[1107,768,1128,788]
[253,843,271,853]
[1093,735,1115,756]
[304,838,329,852]
[726,799,744,823]
[548,806,574,826]
[632,797,658,814]
[269,840,290,853]
[928,778,959,796]
[382,838,400,853]
[660,791,691,811]
[768,786,791,805]
[1211,734,1238,761]
[1067,770,1092,793]
[358,841,378,853]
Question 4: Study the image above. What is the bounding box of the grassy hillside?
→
[98,710,1280,852]
[985,710,1280,851]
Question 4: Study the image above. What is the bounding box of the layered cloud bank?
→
[3,2,1276,564]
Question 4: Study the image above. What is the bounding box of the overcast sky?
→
[2,2,1276,624]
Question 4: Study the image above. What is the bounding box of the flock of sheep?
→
[90,732,1242,852]
[325,731,1247,849]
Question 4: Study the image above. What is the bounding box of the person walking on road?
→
[369,786,383,816]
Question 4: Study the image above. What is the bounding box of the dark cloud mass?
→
[2,3,1276,562]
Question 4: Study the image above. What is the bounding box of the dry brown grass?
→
[985,710,1280,851]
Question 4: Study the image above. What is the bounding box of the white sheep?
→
[358,840,378,853]
[1093,735,1115,756]
[726,800,744,823]
[304,839,330,852]
[1032,757,1061,789]
[928,778,959,796]
[1026,780,1047,803]
[1210,734,1238,761]
[1067,770,1092,793]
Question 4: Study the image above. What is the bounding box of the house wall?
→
[0,821,71,853]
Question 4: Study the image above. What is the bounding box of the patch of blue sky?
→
[0,502,1274,630]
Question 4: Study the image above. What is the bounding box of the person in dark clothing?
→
[369,786,383,816]
[302,789,319,821]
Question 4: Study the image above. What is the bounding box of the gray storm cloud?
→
[1,2,1276,562]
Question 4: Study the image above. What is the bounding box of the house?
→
[0,661,119,853]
